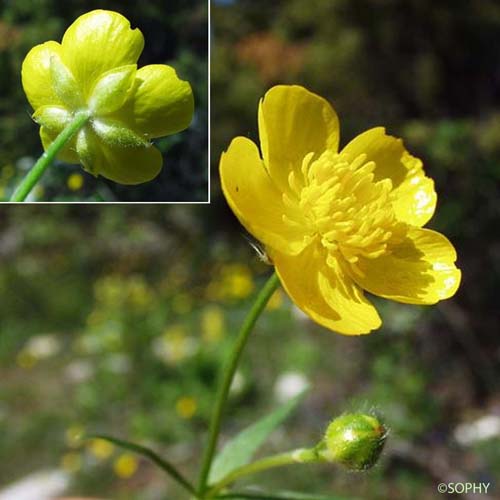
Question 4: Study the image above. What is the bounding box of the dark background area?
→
[0,0,208,201]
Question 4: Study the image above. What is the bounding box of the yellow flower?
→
[220,85,461,335]
[65,424,85,448]
[206,263,255,301]
[87,438,115,460]
[67,172,84,191]
[113,453,138,478]
[22,10,194,184]
[201,305,225,343]
[175,396,198,419]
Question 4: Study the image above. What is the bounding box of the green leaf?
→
[89,433,196,495]
[210,389,309,484]
[216,490,357,500]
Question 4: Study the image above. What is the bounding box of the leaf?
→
[89,433,196,495]
[210,389,309,484]
[216,490,358,500]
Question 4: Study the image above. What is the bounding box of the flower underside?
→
[22,10,194,185]
[36,58,150,176]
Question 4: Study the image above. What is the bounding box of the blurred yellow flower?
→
[152,325,197,365]
[266,289,284,311]
[127,276,155,309]
[175,396,198,419]
[65,424,85,448]
[87,438,115,460]
[113,453,138,478]
[67,172,84,191]
[61,452,82,472]
[22,10,193,184]
[201,305,225,343]
[207,263,255,301]
[16,350,37,369]
[220,85,461,335]
[2,165,15,180]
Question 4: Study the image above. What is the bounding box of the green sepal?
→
[88,64,137,115]
[92,117,150,148]
[33,105,71,132]
[76,127,98,176]
[49,53,84,109]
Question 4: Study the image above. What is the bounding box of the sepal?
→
[49,53,84,109]
[92,117,150,147]
[88,64,137,115]
[33,105,71,132]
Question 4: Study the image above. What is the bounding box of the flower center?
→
[283,150,404,264]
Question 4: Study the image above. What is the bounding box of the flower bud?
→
[317,413,387,471]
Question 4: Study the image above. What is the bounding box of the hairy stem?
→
[10,111,89,202]
[197,272,281,496]
[207,449,317,498]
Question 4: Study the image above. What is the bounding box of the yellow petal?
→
[112,65,194,138]
[258,85,340,191]
[21,41,64,110]
[76,127,162,184]
[40,126,79,164]
[270,244,381,335]
[391,168,437,226]
[61,10,144,98]
[350,227,461,304]
[341,127,436,225]
[220,137,309,255]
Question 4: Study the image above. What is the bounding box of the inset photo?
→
[0,1,208,202]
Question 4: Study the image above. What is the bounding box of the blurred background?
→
[0,0,208,202]
[0,0,500,499]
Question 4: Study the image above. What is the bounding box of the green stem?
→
[197,272,281,496]
[207,449,317,498]
[89,433,198,498]
[10,111,89,202]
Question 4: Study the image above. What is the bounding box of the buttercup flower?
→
[22,10,194,184]
[220,85,461,335]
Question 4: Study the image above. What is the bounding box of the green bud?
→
[317,413,387,471]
